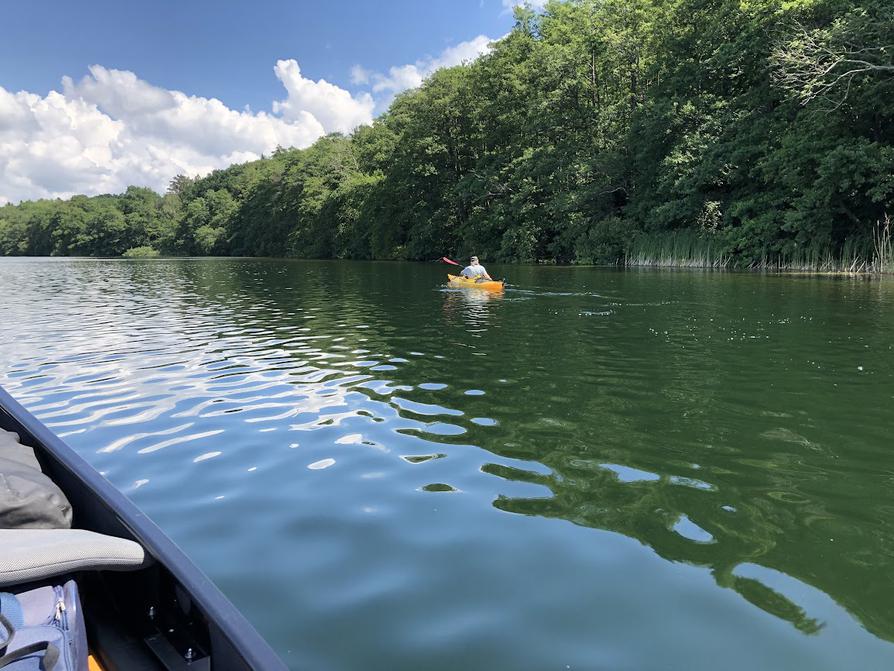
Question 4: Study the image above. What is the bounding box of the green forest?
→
[1,0,892,269]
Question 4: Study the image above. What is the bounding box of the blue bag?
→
[0,580,87,670]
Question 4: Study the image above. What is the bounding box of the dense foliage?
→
[2,0,892,267]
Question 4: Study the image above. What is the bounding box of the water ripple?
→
[2,258,894,671]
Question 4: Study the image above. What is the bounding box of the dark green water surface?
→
[2,258,893,670]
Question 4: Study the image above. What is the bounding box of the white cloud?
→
[371,64,425,95]
[272,59,374,134]
[349,65,371,86]
[0,34,497,205]
[353,35,494,109]
[0,61,373,204]
[502,0,549,9]
[435,36,498,70]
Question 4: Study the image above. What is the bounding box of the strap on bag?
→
[0,596,23,631]
[0,613,60,670]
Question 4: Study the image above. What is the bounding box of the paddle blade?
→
[441,256,462,266]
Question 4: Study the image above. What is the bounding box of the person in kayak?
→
[460,256,493,282]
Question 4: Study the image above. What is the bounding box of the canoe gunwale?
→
[0,386,288,671]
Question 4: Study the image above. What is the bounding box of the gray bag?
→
[0,580,88,670]
[0,431,72,529]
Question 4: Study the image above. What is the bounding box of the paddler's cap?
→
[471,256,479,262]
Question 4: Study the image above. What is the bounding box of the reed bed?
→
[625,217,894,275]
[625,231,730,269]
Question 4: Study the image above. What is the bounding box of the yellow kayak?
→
[447,274,505,292]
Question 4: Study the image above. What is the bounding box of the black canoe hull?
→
[0,386,288,671]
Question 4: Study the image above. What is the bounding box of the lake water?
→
[1,257,893,670]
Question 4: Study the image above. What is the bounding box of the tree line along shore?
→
[1,0,891,271]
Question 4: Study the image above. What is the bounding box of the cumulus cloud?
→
[272,59,374,134]
[354,35,494,108]
[0,62,374,204]
[0,34,497,205]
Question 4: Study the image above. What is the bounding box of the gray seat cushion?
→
[0,529,147,586]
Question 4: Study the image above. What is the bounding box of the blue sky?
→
[2,0,515,113]
[0,0,538,204]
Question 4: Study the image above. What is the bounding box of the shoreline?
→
[2,253,893,278]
